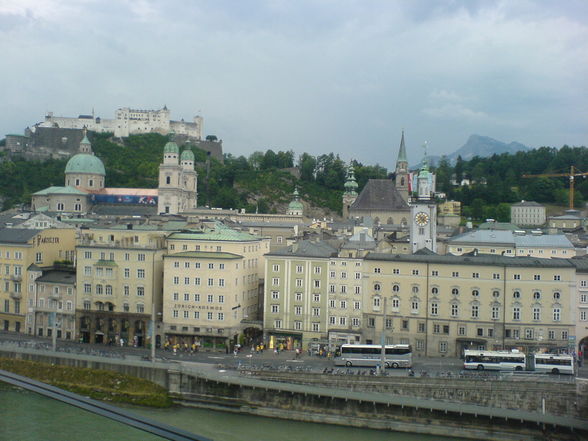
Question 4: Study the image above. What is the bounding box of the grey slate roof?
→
[36,269,76,284]
[512,201,543,207]
[350,180,409,211]
[0,228,41,244]
[447,230,573,249]
[365,252,575,268]
[269,240,338,258]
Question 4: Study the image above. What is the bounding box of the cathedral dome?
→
[163,141,179,154]
[180,148,194,161]
[65,153,105,176]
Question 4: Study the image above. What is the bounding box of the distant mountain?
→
[448,135,530,161]
[413,135,530,168]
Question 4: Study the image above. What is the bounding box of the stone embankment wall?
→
[247,371,581,417]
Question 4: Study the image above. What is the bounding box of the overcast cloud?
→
[0,0,586,169]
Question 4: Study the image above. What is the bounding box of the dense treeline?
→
[0,133,586,219]
[433,146,588,221]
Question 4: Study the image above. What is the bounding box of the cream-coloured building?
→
[571,257,588,359]
[446,230,575,258]
[264,239,576,357]
[28,267,76,340]
[162,225,270,350]
[75,225,166,346]
[511,201,546,227]
[0,227,76,333]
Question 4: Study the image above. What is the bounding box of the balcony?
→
[77,238,164,250]
[49,291,61,300]
[10,275,22,282]
[9,291,22,300]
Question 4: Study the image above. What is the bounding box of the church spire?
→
[396,130,408,173]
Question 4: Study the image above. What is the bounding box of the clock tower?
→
[410,203,437,253]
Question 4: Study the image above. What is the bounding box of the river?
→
[0,383,467,441]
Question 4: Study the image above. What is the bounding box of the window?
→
[194,311,200,319]
[137,304,145,313]
[355,286,361,294]
[84,266,92,276]
[184,277,190,285]
[554,275,561,281]
[352,318,360,327]
[312,307,320,316]
[513,274,521,280]
[412,269,419,275]
[208,278,214,287]
[295,292,302,301]
[513,307,521,320]
[354,301,360,310]
[271,291,279,300]
[207,312,213,320]
[492,273,500,280]
[533,307,541,321]
[295,306,302,315]
[314,266,321,274]
[294,321,302,330]
[312,323,320,332]
[329,271,336,278]
[272,264,280,272]
[458,326,466,336]
[136,287,144,297]
[431,287,438,295]
[581,310,587,321]
[195,277,201,286]
[534,274,541,281]
[207,295,213,303]
[340,272,347,279]
[183,310,189,319]
[452,271,459,277]
[340,300,347,309]
[313,293,320,302]
[411,301,419,313]
[374,268,381,274]
[553,292,560,300]
[355,272,361,280]
[373,297,380,308]
[431,303,438,316]
[368,317,375,328]
[553,308,561,321]
[471,305,479,318]
[385,318,392,328]
[402,320,409,330]
[433,324,440,333]
[296,279,303,288]
[218,279,225,287]
[513,291,521,299]
[393,285,400,292]
[452,288,459,295]
[84,284,91,294]
[418,322,426,333]
[533,291,541,300]
[194,294,200,302]
[138,253,145,262]
[105,285,112,296]
[471,290,479,297]
[439,341,448,353]
[392,298,399,309]
[393,268,400,275]
[491,306,500,320]
[297,265,304,273]
[137,269,145,279]
[451,304,459,317]
[83,300,91,310]
[562,330,568,340]
[272,278,279,286]
[525,328,534,340]
[339,317,347,326]
[35,252,43,263]
[472,272,479,279]
[374,283,381,292]
[431,270,439,276]
[314,280,320,289]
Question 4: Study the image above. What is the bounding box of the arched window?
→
[553,292,561,300]
[392,285,400,292]
[533,291,541,300]
[513,291,521,299]
[431,287,439,294]
[412,286,419,294]
[374,283,381,292]
[492,290,500,298]
[452,288,459,295]
[471,289,479,297]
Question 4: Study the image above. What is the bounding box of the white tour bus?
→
[463,350,526,371]
[335,344,412,368]
[533,354,574,375]
[464,350,575,374]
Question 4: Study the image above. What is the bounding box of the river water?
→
[0,383,467,441]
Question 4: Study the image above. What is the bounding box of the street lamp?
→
[151,311,162,363]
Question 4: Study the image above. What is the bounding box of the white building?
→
[39,106,203,139]
[511,201,546,227]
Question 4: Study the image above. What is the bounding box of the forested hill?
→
[0,132,586,221]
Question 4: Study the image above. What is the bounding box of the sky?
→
[0,0,587,170]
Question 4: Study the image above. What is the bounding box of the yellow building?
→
[163,225,270,350]
[75,225,166,346]
[0,227,76,333]
[364,253,576,357]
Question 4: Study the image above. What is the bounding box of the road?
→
[0,331,585,379]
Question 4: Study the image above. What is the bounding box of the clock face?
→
[415,212,429,227]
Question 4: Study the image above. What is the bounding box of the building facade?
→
[511,201,546,227]
[162,227,270,350]
[0,227,76,333]
[75,226,166,346]
[263,240,577,357]
[157,141,198,215]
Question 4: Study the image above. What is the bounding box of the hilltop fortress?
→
[40,106,203,139]
[3,106,223,162]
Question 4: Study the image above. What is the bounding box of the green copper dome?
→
[288,188,304,211]
[180,148,195,161]
[163,141,179,154]
[65,153,105,175]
